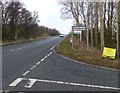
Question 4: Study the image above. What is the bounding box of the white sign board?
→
[74,31,81,34]
[72,26,85,31]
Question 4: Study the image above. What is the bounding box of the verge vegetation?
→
[56,35,120,70]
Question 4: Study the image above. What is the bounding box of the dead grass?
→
[56,35,120,70]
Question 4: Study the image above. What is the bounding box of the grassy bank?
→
[56,35,120,70]
[1,35,50,46]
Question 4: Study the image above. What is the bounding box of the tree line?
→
[1,1,60,41]
[59,0,120,58]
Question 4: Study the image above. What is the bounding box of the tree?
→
[86,2,90,49]
[99,2,105,51]
[59,0,119,58]
[0,1,2,42]
[94,2,99,48]
[90,2,94,47]
[116,1,120,57]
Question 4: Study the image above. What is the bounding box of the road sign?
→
[72,26,85,31]
[74,31,81,34]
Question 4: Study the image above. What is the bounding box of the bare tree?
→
[86,2,90,49]
[90,2,94,47]
[59,0,80,25]
[0,2,2,42]
[94,2,99,48]
[116,1,120,57]
[99,2,105,51]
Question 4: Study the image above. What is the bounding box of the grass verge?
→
[56,35,120,70]
[1,35,49,46]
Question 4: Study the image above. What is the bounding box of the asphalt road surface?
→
[2,36,120,92]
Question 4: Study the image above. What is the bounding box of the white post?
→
[80,31,82,43]
[72,30,74,49]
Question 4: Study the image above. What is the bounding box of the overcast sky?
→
[20,0,73,34]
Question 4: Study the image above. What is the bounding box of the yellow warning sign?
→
[102,47,116,59]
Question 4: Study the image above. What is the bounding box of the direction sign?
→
[72,26,85,31]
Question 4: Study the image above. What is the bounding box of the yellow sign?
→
[102,47,116,59]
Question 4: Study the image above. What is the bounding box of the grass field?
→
[56,35,120,70]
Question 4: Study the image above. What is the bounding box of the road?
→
[2,36,120,92]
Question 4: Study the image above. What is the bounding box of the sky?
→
[20,0,73,34]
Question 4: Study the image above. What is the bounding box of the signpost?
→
[72,26,85,31]
[71,26,85,48]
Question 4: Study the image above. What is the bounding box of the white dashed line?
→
[50,45,56,50]
[47,52,52,57]
[1,90,10,93]
[30,67,34,70]
[30,65,36,70]
[44,56,48,59]
[50,39,64,51]
[9,77,120,90]
[11,45,30,51]
[41,58,45,61]
[9,78,24,87]
[22,71,30,76]
[22,52,53,76]
[36,62,41,65]
[49,52,52,55]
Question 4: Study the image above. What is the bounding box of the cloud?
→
[20,0,73,34]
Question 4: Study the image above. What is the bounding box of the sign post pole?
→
[72,26,85,44]
[71,29,74,49]
[80,31,82,43]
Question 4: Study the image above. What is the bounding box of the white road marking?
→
[45,52,52,58]
[11,45,30,51]
[9,77,120,90]
[50,45,56,50]
[36,79,120,90]
[22,71,30,76]
[22,52,53,77]
[24,79,37,88]
[0,90,3,93]
[36,62,41,65]
[1,90,10,93]
[30,67,35,70]
[41,58,44,62]
[50,39,64,51]
[9,78,24,87]
[49,52,52,55]
[47,52,52,57]
[44,56,48,59]
[30,65,37,70]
